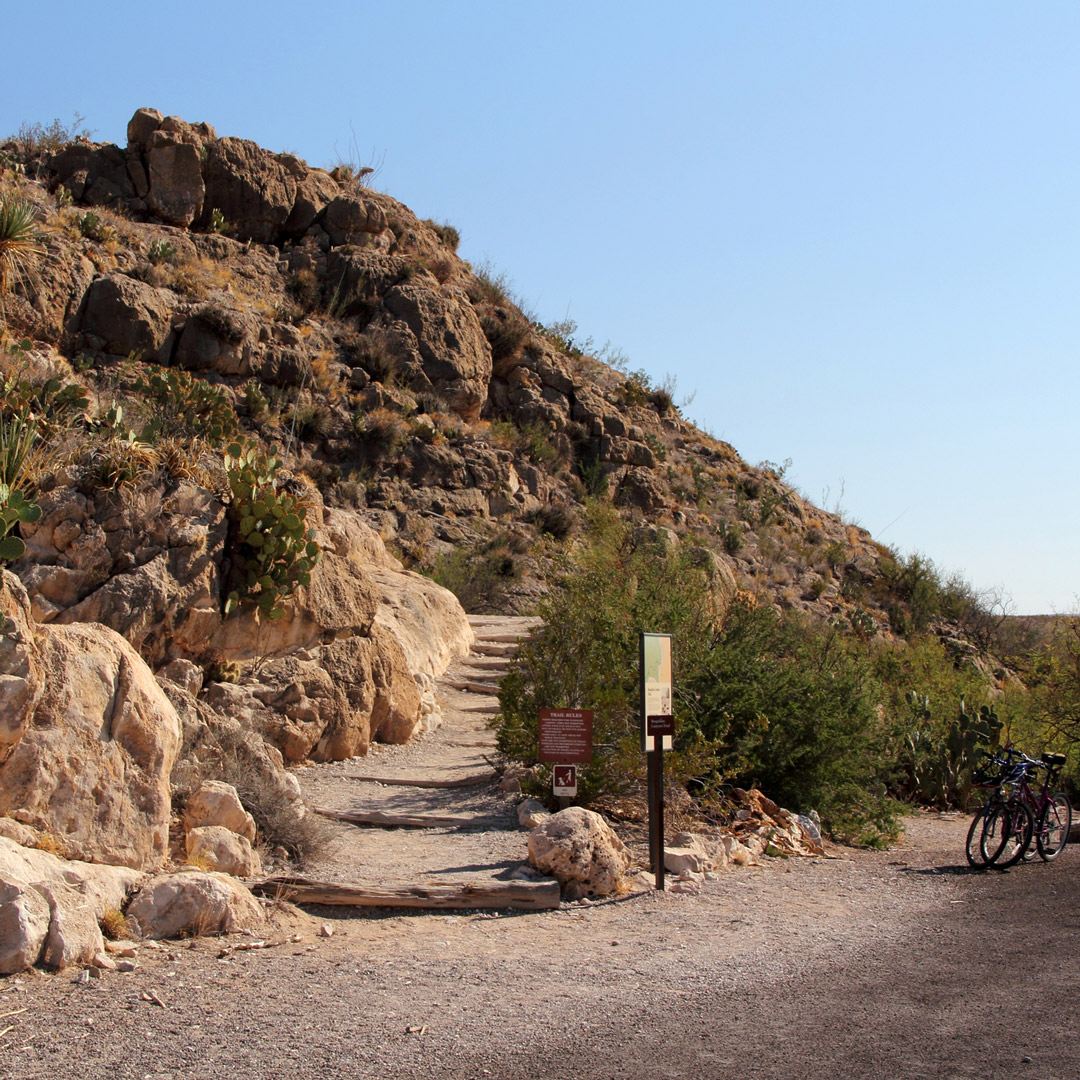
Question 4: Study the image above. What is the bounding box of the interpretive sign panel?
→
[552,764,578,798]
[639,633,674,751]
[538,708,593,764]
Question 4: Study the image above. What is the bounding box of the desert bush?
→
[426,533,526,613]
[479,307,531,364]
[352,406,407,458]
[424,219,460,251]
[7,114,91,157]
[146,238,176,266]
[495,504,908,842]
[75,210,115,243]
[530,501,577,540]
[288,268,322,314]
[466,260,514,306]
[718,518,742,556]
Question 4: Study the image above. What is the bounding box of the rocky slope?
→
[0,108,940,972]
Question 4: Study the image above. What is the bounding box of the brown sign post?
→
[640,633,673,891]
[539,709,593,807]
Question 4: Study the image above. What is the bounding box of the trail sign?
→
[639,632,674,891]
[538,708,593,763]
[646,714,674,737]
[552,764,578,798]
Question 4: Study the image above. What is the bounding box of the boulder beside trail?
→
[0,836,142,975]
[527,807,633,900]
[0,588,182,870]
[126,871,265,939]
[185,826,262,878]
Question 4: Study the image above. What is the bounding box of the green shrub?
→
[223,442,322,621]
[132,366,240,446]
[495,505,905,842]
[75,210,115,243]
[718,518,742,555]
[426,535,524,613]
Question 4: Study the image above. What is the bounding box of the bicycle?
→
[965,749,1034,869]
[1008,750,1072,862]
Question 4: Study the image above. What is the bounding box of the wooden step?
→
[315,807,506,829]
[253,876,561,911]
[344,772,493,789]
[444,678,501,695]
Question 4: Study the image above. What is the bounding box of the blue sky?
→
[5,2,1078,613]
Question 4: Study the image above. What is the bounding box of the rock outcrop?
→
[0,574,181,870]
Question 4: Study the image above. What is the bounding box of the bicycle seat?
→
[1042,753,1066,768]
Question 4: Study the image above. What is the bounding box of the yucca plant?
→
[0,198,45,324]
[0,409,40,560]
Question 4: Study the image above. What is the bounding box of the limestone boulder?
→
[200,137,297,243]
[183,780,256,843]
[0,623,182,869]
[321,195,388,245]
[126,871,265,939]
[0,836,143,974]
[527,807,633,900]
[517,798,551,830]
[238,626,423,763]
[146,141,204,227]
[383,284,492,420]
[185,826,261,878]
[77,273,175,360]
[282,168,340,236]
[0,572,44,766]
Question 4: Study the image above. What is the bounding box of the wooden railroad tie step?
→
[253,877,560,911]
[343,772,492,789]
[314,807,508,830]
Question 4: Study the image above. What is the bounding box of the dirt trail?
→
[8,815,1077,1080]
[293,615,542,890]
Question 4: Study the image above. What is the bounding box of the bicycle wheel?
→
[985,802,1034,868]
[1036,793,1072,861]
[966,805,997,868]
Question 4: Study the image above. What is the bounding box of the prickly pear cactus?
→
[905,693,1002,809]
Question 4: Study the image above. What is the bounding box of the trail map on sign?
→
[643,635,672,718]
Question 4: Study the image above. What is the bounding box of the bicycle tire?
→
[966,805,997,868]
[1036,792,1072,861]
[986,802,1034,868]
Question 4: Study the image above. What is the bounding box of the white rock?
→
[527,807,632,900]
[0,836,143,974]
[185,826,262,877]
[183,781,257,843]
[664,846,710,875]
[126,871,265,939]
[0,621,182,870]
[517,798,551,830]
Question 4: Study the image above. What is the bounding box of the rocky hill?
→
[2,108,903,618]
[0,108,961,971]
